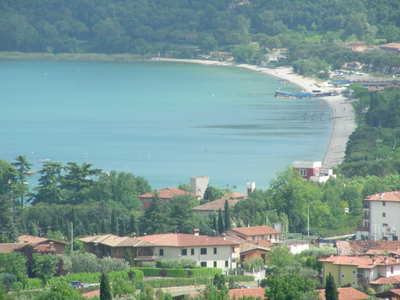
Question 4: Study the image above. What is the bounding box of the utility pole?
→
[307,204,310,238]
[70,221,74,253]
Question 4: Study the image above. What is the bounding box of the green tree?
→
[61,162,102,204]
[100,272,112,300]
[223,200,231,231]
[0,194,17,242]
[11,155,32,207]
[139,194,172,234]
[203,186,224,203]
[265,273,317,300]
[37,282,84,300]
[166,195,198,233]
[325,273,338,300]
[34,162,64,204]
[0,253,28,287]
[32,254,58,285]
[217,209,224,234]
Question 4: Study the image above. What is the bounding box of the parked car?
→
[70,281,84,289]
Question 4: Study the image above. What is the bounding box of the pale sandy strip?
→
[151,58,357,168]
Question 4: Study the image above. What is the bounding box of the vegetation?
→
[99,273,112,300]
[342,88,400,177]
[325,273,339,300]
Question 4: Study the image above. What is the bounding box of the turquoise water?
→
[0,60,331,191]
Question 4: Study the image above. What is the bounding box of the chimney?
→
[193,228,200,236]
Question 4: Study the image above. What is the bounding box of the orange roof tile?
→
[319,287,368,300]
[136,233,239,247]
[370,275,400,285]
[229,288,265,299]
[139,187,194,199]
[192,198,239,211]
[79,234,152,247]
[229,226,280,237]
[18,235,48,244]
[225,193,247,199]
[365,191,400,202]
[390,289,400,296]
[381,43,400,50]
[319,255,399,269]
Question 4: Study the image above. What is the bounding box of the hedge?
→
[19,268,144,291]
[143,274,254,288]
[136,267,221,278]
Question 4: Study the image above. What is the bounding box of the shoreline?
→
[0,52,356,169]
[151,58,356,169]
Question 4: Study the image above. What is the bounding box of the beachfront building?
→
[292,160,336,183]
[139,187,195,209]
[319,255,400,288]
[225,226,281,243]
[364,192,400,240]
[80,233,239,271]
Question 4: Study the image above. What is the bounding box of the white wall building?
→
[135,233,239,271]
[365,192,400,241]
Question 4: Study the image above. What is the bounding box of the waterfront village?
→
[4,159,400,300]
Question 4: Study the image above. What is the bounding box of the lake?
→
[0,60,331,191]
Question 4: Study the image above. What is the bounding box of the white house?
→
[134,233,239,271]
[365,192,400,240]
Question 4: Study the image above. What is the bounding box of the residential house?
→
[0,235,67,256]
[139,187,195,209]
[134,233,239,270]
[192,193,246,217]
[319,255,400,288]
[80,233,239,271]
[79,234,150,263]
[293,161,336,183]
[318,287,369,300]
[380,43,400,55]
[364,192,400,240]
[336,240,400,256]
[226,226,281,243]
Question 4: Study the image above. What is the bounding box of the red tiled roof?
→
[139,187,193,199]
[0,243,25,254]
[319,255,399,269]
[365,191,400,202]
[229,288,265,299]
[319,287,368,300]
[370,275,400,285]
[225,193,247,199]
[18,235,48,244]
[390,289,400,296]
[192,198,239,211]
[229,226,280,237]
[136,233,239,247]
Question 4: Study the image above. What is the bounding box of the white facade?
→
[148,245,238,271]
[369,200,400,240]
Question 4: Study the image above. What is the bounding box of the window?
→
[391,266,394,273]
[225,261,229,267]
[181,249,187,256]
[341,274,345,278]
[383,201,386,206]
[201,261,207,267]
[353,270,356,275]
[191,248,195,255]
[213,261,217,268]
[201,248,207,255]
[159,249,164,256]
[299,168,307,176]
[383,212,386,217]
[213,248,217,255]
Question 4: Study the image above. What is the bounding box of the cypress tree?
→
[217,209,224,234]
[223,200,231,231]
[325,273,338,300]
[129,214,137,235]
[100,272,112,300]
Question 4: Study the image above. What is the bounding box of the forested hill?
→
[1,0,400,55]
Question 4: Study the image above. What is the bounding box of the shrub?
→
[135,267,221,278]
[155,259,196,268]
[62,254,130,274]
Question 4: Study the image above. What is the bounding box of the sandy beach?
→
[152,58,356,169]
